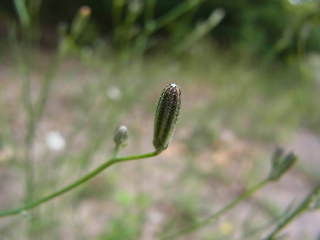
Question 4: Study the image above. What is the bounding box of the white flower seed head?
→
[45,131,66,151]
[107,86,122,101]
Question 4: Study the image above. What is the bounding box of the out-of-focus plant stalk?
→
[160,149,298,239]
[13,0,31,30]
[160,178,270,240]
[174,8,225,55]
[263,183,320,240]
[9,5,91,238]
[0,151,160,218]
[144,0,157,23]
[134,0,206,55]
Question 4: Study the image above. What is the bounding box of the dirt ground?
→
[0,57,319,240]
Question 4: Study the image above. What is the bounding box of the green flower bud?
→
[70,6,91,39]
[268,148,297,181]
[153,83,181,152]
[114,125,128,146]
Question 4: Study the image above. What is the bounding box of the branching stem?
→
[0,151,160,218]
[160,178,270,239]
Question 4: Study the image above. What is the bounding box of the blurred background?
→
[0,0,320,239]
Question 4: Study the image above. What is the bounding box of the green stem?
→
[133,0,205,55]
[154,0,204,32]
[14,0,31,29]
[0,151,160,218]
[144,0,156,23]
[263,184,320,240]
[22,41,64,212]
[35,47,65,122]
[112,144,121,158]
[160,178,270,240]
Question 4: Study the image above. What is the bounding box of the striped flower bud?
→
[153,83,181,152]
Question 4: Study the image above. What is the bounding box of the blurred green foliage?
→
[0,0,320,239]
[1,0,320,58]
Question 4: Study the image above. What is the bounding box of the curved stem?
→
[263,184,320,240]
[0,151,160,218]
[112,144,121,158]
[160,178,270,240]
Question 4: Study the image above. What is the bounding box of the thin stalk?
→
[112,0,127,49]
[174,9,225,55]
[34,47,65,122]
[12,2,42,237]
[134,0,205,55]
[0,151,160,218]
[144,0,157,23]
[13,0,31,30]
[154,0,204,31]
[0,82,16,148]
[112,0,126,29]
[263,184,320,240]
[23,43,65,210]
[112,144,121,158]
[9,20,35,211]
[160,178,270,240]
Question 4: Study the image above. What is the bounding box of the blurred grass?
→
[0,36,320,239]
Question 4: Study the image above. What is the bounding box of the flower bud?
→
[268,148,297,181]
[70,6,91,39]
[153,83,181,152]
[114,125,128,146]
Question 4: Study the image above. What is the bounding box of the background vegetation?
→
[1,0,320,56]
[0,0,320,239]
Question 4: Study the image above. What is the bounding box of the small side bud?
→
[271,147,285,166]
[114,125,128,147]
[153,83,181,152]
[268,148,297,181]
[70,6,91,39]
[80,6,91,17]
